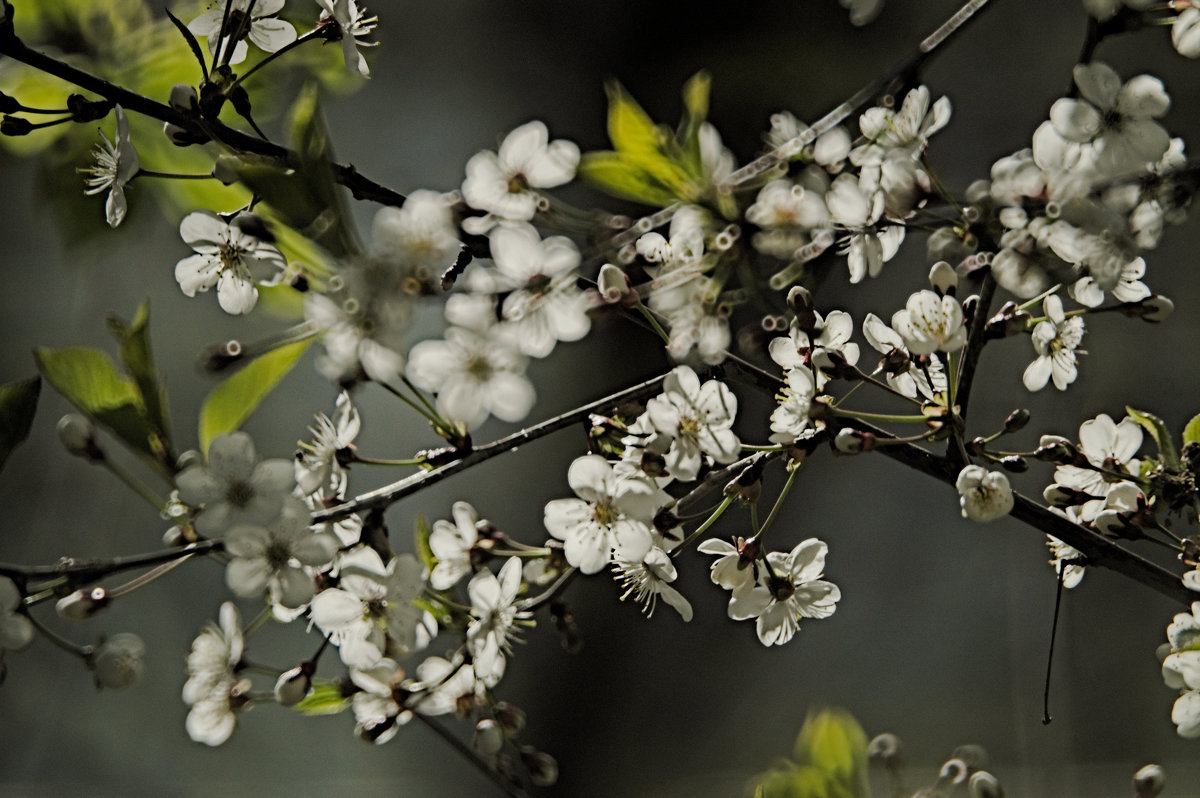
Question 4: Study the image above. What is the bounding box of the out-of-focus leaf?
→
[1182,413,1200,447]
[106,300,170,450]
[578,152,680,207]
[34,346,157,461]
[1126,406,1179,470]
[605,81,661,157]
[414,515,437,573]
[792,709,869,798]
[198,338,313,452]
[0,377,40,472]
[679,70,711,173]
[287,82,359,256]
[293,680,351,715]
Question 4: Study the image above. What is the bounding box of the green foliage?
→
[414,515,437,573]
[35,305,173,474]
[226,84,360,257]
[1126,406,1180,471]
[105,301,171,451]
[579,71,737,218]
[752,709,870,798]
[1182,413,1200,447]
[198,338,313,453]
[293,680,351,716]
[0,377,41,473]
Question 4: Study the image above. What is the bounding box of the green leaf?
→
[0,377,41,473]
[1126,406,1179,471]
[792,709,870,798]
[288,83,359,256]
[34,347,158,461]
[605,81,662,158]
[1183,413,1200,447]
[293,681,351,716]
[578,152,680,207]
[106,301,171,452]
[678,70,711,174]
[198,339,313,452]
[414,515,437,573]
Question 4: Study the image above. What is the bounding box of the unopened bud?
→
[597,263,631,303]
[968,771,1004,798]
[57,414,103,460]
[169,84,199,114]
[0,91,17,114]
[1,115,32,136]
[274,664,314,707]
[999,455,1027,473]
[162,524,189,547]
[834,428,875,454]
[520,746,559,787]
[786,286,816,333]
[175,449,204,471]
[67,94,111,123]
[91,633,145,690]
[474,718,504,755]
[1034,435,1080,465]
[1133,763,1164,798]
[232,212,274,244]
[56,587,109,620]
[493,701,526,736]
[1003,409,1031,433]
[928,260,958,296]
[1137,295,1174,323]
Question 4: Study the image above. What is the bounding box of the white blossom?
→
[174,211,287,315]
[295,391,361,501]
[350,658,411,743]
[189,0,296,65]
[316,0,379,77]
[429,501,482,590]
[643,366,740,481]
[956,466,1014,523]
[726,538,841,646]
[175,432,295,537]
[223,496,338,609]
[79,105,139,228]
[466,557,531,687]
[462,121,579,221]
[543,455,664,574]
[0,577,33,653]
[182,602,245,746]
[1023,294,1085,392]
[891,290,967,355]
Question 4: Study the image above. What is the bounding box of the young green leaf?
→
[106,300,171,455]
[0,376,40,472]
[34,346,159,462]
[293,680,352,716]
[791,709,870,798]
[198,338,313,452]
[1126,406,1179,471]
[1183,413,1200,448]
[414,514,437,573]
[578,152,681,207]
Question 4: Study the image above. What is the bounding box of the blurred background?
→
[2,0,1200,795]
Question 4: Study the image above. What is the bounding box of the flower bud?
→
[1133,763,1164,798]
[57,414,102,460]
[834,428,875,454]
[1,115,32,136]
[1003,409,1030,433]
[169,84,199,114]
[520,746,559,787]
[1043,484,1093,507]
[597,263,630,303]
[1137,295,1174,323]
[91,633,145,690]
[474,718,504,755]
[968,771,1004,798]
[492,701,526,736]
[999,455,1028,473]
[56,587,109,620]
[928,260,958,296]
[1034,435,1080,465]
[274,664,314,707]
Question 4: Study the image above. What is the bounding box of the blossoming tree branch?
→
[2,0,1200,793]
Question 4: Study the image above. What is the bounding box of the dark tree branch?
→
[0,540,223,590]
[0,23,408,207]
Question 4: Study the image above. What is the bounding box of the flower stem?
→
[230,29,323,91]
[676,496,734,553]
[101,458,166,514]
[757,461,800,538]
[26,610,93,660]
[135,169,215,180]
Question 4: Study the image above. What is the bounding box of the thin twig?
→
[0,540,223,590]
[413,713,531,798]
[0,31,408,207]
[312,372,673,523]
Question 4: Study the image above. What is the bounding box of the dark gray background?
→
[2,1,1199,795]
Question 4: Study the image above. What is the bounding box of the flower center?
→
[226,479,254,508]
